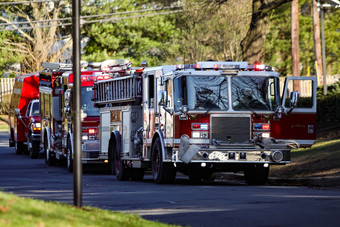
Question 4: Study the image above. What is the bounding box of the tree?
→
[82,0,181,66]
[175,0,251,63]
[262,0,340,76]
[240,0,292,64]
[0,1,72,74]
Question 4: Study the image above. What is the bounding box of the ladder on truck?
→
[41,62,73,71]
[93,74,143,106]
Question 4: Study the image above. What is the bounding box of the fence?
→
[279,74,340,97]
[0,78,15,102]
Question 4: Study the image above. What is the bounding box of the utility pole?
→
[320,2,327,95]
[291,0,300,91]
[312,0,323,86]
[72,0,82,207]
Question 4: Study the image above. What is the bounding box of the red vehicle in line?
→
[8,73,41,158]
[39,62,108,171]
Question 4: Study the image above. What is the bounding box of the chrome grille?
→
[211,117,250,143]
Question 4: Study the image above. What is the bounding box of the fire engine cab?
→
[93,60,317,185]
[39,62,107,171]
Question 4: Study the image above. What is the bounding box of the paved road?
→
[1,131,340,227]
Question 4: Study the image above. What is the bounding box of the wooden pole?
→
[291,0,300,91]
[312,0,323,86]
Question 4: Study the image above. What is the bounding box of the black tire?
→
[67,138,73,172]
[107,141,115,175]
[15,141,24,155]
[9,128,15,147]
[244,164,269,185]
[44,134,56,166]
[112,139,130,181]
[29,141,40,159]
[151,138,176,184]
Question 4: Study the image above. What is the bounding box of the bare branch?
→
[0,16,34,42]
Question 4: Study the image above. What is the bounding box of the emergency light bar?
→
[248,64,273,71]
[41,62,73,71]
[175,61,248,71]
[197,61,248,70]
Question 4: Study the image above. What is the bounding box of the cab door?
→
[271,76,317,147]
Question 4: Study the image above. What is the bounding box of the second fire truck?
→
[39,62,108,171]
[93,60,317,185]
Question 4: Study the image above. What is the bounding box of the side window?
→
[26,103,31,117]
[165,79,172,108]
[148,74,154,108]
[285,79,313,108]
[44,93,50,118]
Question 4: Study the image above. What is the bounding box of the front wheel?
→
[44,135,56,166]
[151,138,176,184]
[244,164,269,185]
[29,141,40,159]
[15,141,24,155]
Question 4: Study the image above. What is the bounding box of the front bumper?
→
[81,141,108,164]
[172,143,291,164]
[31,133,41,142]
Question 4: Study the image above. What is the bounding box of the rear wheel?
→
[112,140,130,181]
[151,138,176,184]
[244,164,269,185]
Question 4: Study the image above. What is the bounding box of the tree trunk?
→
[312,0,322,82]
[291,0,300,91]
[240,0,292,64]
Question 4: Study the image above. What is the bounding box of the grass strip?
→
[0,191,175,227]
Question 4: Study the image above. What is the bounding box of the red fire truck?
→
[93,61,317,185]
[39,62,107,171]
[8,73,41,158]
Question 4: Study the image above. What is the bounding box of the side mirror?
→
[15,108,21,118]
[290,91,299,107]
[158,90,167,106]
[158,90,174,115]
[288,91,299,114]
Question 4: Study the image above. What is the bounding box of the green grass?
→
[270,139,340,178]
[0,191,174,227]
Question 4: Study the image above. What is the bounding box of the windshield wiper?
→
[237,98,260,118]
[202,79,227,118]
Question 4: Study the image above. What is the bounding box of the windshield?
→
[81,87,100,117]
[31,102,40,116]
[231,76,280,111]
[174,76,229,112]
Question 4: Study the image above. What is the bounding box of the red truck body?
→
[8,73,41,157]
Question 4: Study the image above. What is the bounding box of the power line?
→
[0,9,183,31]
[0,6,182,27]
[0,0,66,5]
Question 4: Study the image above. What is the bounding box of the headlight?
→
[191,131,209,139]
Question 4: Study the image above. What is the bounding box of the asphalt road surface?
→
[1,131,340,227]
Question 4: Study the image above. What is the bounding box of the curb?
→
[218,173,340,187]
